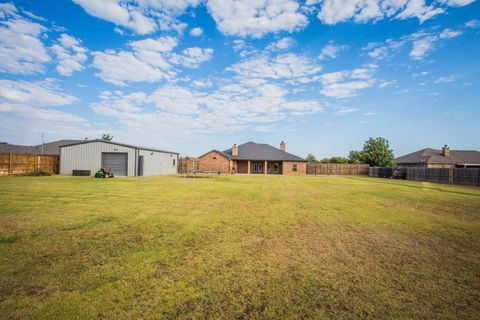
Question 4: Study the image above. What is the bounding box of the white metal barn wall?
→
[60,141,136,176]
[138,149,178,176]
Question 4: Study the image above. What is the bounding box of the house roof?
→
[395,148,480,165]
[200,141,306,162]
[60,139,179,154]
[0,140,81,155]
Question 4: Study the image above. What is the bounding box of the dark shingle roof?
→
[201,141,305,161]
[395,148,480,165]
[0,140,81,155]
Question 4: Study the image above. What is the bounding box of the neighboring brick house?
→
[198,141,307,175]
[395,145,480,169]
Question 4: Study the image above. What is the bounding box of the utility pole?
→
[41,133,44,155]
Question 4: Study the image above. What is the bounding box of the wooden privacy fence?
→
[369,167,480,186]
[307,163,369,175]
[0,154,59,176]
[177,158,199,174]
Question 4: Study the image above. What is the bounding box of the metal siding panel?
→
[59,141,135,176]
[138,149,177,176]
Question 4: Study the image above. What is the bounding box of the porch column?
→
[264,161,267,175]
[247,160,251,175]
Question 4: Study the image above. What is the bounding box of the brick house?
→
[198,141,307,175]
[395,145,480,169]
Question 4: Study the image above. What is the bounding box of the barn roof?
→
[60,139,179,154]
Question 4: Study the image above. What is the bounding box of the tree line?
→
[306,137,394,167]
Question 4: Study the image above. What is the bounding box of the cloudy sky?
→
[0,0,479,158]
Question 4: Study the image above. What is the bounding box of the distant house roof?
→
[60,139,179,154]
[201,142,306,162]
[0,140,81,155]
[395,148,480,165]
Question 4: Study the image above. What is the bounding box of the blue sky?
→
[0,0,479,158]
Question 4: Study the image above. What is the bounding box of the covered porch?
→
[235,160,282,175]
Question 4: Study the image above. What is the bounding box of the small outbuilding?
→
[60,140,178,177]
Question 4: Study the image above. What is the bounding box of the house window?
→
[273,163,279,172]
[292,164,297,172]
[213,156,217,160]
[173,159,176,166]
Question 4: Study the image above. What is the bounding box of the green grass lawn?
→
[0,175,479,319]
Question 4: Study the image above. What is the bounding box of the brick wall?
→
[282,161,307,175]
[198,151,231,173]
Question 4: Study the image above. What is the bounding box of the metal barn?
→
[60,140,178,177]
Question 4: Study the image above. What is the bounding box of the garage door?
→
[101,153,128,176]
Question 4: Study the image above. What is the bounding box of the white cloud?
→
[434,75,455,83]
[192,79,213,88]
[72,0,200,34]
[335,107,358,115]
[395,0,445,23]
[365,28,463,61]
[253,125,276,132]
[439,28,462,39]
[170,47,214,68]
[410,36,435,59]
[317,0,384,24]
[51,34,88,76]
[319,66,377,98]
[408,29,461,60]
[130,36,178,53]
[228,53,321,84]
[266,37,295,51]
[314,0,474,25]
[207,0,308,38]
[232,39,258,58]
[92,50,172,86]
[439,0,475,6]
[0,103,85,123]
[0,79,83,124]
[189,27,203,36]
[465,19,479,28]
[0,3,50,74]
[89,79,324,142]
[147,86,200,113]
[365,39,404,59]
[0,79,77,106]
[318,41,347,60]
[72,0,155,34]
[93,37,213,85]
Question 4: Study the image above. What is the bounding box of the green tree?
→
[306,153,319,163]
[320,157,349,164]
[348,150,364,164]
[102,134,113,141]
[360,137,394,167]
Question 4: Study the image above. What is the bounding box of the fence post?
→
[8,153,12,175]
